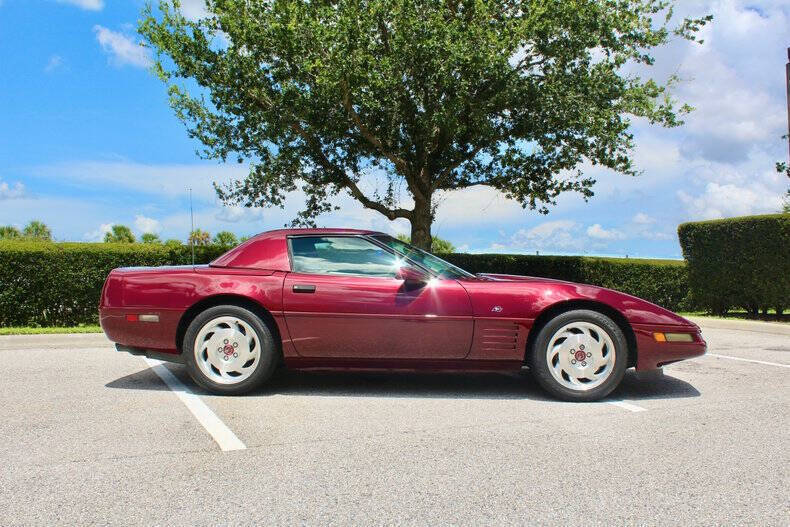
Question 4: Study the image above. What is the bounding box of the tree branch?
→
[340,81,410,175]
[240,86,411,220]
[288,120,412,221]
[432,143,488,191]
[340,81,430,204]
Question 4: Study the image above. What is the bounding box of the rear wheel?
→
[183,305,278,395]
[529,310,628,402]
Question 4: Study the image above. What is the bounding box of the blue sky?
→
[0,0,788,258]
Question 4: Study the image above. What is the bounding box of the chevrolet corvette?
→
[100,228,705,401]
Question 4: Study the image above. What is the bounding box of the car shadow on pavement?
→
[106,365,700,402]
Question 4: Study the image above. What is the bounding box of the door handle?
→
[292,284,316,293]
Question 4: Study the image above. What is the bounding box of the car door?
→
[282,235,473,359]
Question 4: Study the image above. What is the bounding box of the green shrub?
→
[678,214,790,315]
[0,241,226,327]
[0,241,691,327]
[441,253,690,311]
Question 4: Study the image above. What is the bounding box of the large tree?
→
[141,0,710,249]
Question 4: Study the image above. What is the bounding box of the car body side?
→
[100,229,705,372]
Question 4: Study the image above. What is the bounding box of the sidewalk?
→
[687,316,790,336]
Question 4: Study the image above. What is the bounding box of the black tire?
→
[183,305,279,395]
[529,309,628,402]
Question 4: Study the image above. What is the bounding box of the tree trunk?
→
[410,196,433,251]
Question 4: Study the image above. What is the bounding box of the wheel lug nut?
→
[579,345,585,350]
[233,342,238,348]
[581,361,587,366]
[586,352,591,358]
[233,352,238,358]
[223,339,229,344]
[571,359,577,365]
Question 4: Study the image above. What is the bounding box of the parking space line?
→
[607,400,647,412]
[706,353,790,369]
[144,358,246,452]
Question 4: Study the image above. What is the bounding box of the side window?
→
[289,236,399,277]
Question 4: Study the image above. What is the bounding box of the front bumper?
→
[632,324,706,370]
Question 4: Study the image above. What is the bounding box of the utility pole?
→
[786,47,790,162]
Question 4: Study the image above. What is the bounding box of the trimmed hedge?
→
[441,253,690,312]
[0,241,690,327]
[678,214,790,315]
[0,242,226,327]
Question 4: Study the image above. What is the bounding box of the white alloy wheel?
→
[193,316,261,384]
[545,321,616,391]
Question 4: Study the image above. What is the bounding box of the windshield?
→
[370,235,475,279]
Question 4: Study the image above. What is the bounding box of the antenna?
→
[189,188,195,266]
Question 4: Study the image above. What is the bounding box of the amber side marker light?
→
[653,332,694,343]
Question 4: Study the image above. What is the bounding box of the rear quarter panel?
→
[100,267,285,353]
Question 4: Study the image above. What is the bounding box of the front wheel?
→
[183,305,279,395]
[529,310,628,402]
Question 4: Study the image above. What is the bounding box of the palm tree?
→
[104,225,136,243]
[212,231,239,248]
[141,232,162,244]
[188,229,211,246]
[0,225,21,240]
[23,220,52,241]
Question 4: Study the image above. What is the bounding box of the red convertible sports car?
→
[100,228,705,401]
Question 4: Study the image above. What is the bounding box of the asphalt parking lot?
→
[1,318,788,526]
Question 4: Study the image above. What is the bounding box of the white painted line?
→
[705,353,790,369]
[144,358,246,452]
[607,400,647,412]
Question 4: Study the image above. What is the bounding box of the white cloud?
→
[55,0,103,10]
[33,161,246,200]
[649,2,790,165]
[510,220,583,252]
[632,213,655,225]
[179,0,210,20]
[0,179,25,200]
[134,215,160,234]
[434,186,525,226]
[677,182,783,220]
[586,224,625,240]
[93,25,152,68]
[44,55,63,73]
[83,223,112,242]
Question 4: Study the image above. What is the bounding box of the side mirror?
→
[396,264,429,285]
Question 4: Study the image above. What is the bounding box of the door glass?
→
[290,236,399,277]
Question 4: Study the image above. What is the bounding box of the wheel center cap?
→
[574,350,587,361]
[223,344,235,356]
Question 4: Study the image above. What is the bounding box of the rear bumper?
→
[115,344,184,364]
[633,324,707,371]
[100,307,182,353]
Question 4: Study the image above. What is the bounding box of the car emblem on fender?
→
[491,305,503,313]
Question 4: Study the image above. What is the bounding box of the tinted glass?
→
[371,235,475,279]
[290,236,398,277]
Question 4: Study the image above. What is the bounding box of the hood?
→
[475,273,573,284]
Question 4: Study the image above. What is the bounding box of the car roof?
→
[252,228,384,240]
[209,228,390,271]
